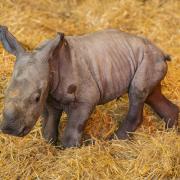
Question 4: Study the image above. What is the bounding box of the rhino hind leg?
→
[146,84,179,128]
[114,53,169,139]
[114,86,147,139]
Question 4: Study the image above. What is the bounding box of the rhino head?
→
[0,26,64,137]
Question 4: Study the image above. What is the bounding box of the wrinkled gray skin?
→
[0,26,179,147]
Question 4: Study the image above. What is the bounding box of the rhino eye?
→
[32,93,41,103]
[35,95,40,103]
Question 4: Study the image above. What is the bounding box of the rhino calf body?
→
[0,26,179,147]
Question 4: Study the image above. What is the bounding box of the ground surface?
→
[0,0,180,179]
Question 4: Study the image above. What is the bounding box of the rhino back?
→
[66,29,147,104]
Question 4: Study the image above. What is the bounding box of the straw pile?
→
[0,0,180,179]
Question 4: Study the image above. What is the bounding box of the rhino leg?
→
[114,53,168,139]
[115,88,146,139]
[41,104,62,145]
[146,84,179,128]
[62,103,94,148]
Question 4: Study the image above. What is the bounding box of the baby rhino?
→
[0,26,179,147]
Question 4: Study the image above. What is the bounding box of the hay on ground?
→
[0,0,180,179]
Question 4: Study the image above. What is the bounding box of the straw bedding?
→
[0,0,180,179]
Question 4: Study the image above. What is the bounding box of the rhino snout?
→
[0,120,22,136]
[3,103,19,121]
[1,104,25,137]
[0,120,30,137]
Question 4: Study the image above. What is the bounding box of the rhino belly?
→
[95,56,133,105]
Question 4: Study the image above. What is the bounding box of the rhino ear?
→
[0,25,25,56]
[36,32,64,61]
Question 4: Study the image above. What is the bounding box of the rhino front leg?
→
[62,102,94,148]
[41,104,62,144]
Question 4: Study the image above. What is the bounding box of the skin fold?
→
[0,26,179,147]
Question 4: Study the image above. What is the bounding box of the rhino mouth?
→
[17,126,32,137]
[0,124,32,137]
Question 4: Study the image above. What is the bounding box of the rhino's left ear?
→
[36,32,64,61]
[0,25,25,56]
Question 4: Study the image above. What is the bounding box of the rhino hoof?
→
[43,133,58,145]
[110,130,131,140]
[61,136,81,148]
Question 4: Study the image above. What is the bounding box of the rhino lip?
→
[1,126,31,137]
[18,126,31,137]
[1,127,24,137]
[0,117,33,137]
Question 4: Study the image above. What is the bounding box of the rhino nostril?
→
[1,123,13,133]
[0,121,22,136]
[0,124,3,132]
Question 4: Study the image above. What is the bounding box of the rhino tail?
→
[164,54,171,61]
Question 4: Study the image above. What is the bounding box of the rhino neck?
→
[48,38,74,99]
